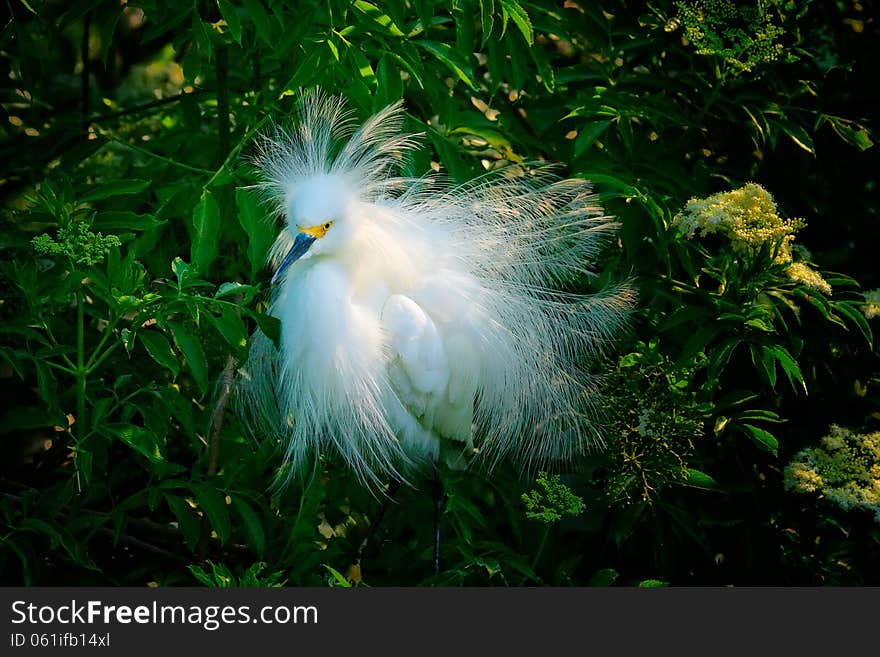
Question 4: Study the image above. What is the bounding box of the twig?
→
[197,354,237,561]
[94,527,190,566]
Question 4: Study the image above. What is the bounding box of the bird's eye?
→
[323,222,332,230]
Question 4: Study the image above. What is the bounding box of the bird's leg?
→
[432,471,447,576]
[356,477,402,577]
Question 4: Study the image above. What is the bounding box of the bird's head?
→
[272,174,354,283]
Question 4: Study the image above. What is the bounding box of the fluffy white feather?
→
[238,90,634,488]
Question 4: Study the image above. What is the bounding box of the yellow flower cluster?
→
[787,262,832,296]
[673,183,831,294]
[864,289,880,320]
[784,425,880,524]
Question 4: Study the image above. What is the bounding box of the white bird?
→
[239,91,633,499]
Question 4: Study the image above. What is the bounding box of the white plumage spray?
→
[239,91,634,489]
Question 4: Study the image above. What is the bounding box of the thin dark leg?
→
[432,473,447,576]
[357,478,402,576]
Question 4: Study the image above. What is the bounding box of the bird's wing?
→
[381,293,478,466]
[381,294,449,415]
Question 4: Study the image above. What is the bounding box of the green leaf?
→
[574,120,612,157]
[139,331,180,377]
[765,345,806,394]
[324,565,353,587]
[98,4,122,66]
[191,12,213,62]
[279,48,323,98]
[684,468,719,490]
[242,0,272,45]
[773,117,815,154]
[835,300,874,345]
[251,312,281,348]
[103,424,165,463]
[347,47,377,91]
[231,496,266,557]
[191,190,221,275]
[81,179,151,202]
[207,307,248,352]
[354,1,405,37]
[638,579,668,588]
[236,188,275,279]
[824,116,873,151]
[216,0,242,43]
[164,494,201,551]
[215,282,256,299]
[93,211,165,232]
[169,321,208,396]
[740,423,779,456]
[750,344,777,389]
[499,0,533,45]
[375,55,403,108]
[193,484,232,545]
[479,0,494,46]
[588,568,619,587]
[415,40,477,89]
[706,338,740,384]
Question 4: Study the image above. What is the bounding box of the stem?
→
[203,115,271,190]
[530,526,551,573]
[75,289,87,493]
[94,129,215,174]
[76,289,86,437]
[87,341,120,375]
[197,355,236,561]
[85,314,120,370]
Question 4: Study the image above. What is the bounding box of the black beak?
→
[271,232,316,284]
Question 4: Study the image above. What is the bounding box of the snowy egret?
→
[238,91,633,564]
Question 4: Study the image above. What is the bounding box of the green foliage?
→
[1,0,878,587]
[522,473,586,524]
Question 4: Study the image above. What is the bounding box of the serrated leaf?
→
[684,468,719,490]
[499,0,533,45]
[347,47,377,90]
[354,0,405,37]
[139,331,180,377]
[169,321,208,396]
[81,179,151,202]
[415,40,476,89]
[774,117,815,154]
[750,344,777,389]
[279,48,323,98]
[207,307,248,352]
[479,0,494,46]
[191,189,221,275]
[103,424,165,463]
[740,423,779,456]
[766,345,806,394]
[836,300,873,345]
[574,120,612,157]
[93,211,165,232]
[235,188,275,279]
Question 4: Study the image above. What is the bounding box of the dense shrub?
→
[1,0,878,586]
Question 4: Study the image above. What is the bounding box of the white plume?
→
[237,89,634,488]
